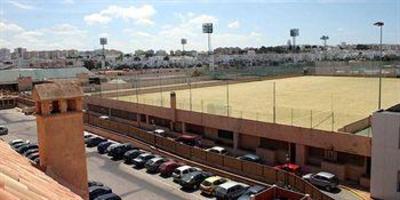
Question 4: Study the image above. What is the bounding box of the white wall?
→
[371,111,400,200]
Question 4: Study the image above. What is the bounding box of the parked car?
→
[237,154,262,163]
[16,144,38,154]
[99,115,110,120]
[23,148,39,157]
[180,171,213,190]
[145,157,167,173]
[200,176,229,196]
[27,152,40,161]
[132,153,156,168]
[108,143,136,160]
[93,193,121,200]
[302,172,339,191]
[123,149,145,164]
[237,185,267,200]
[84,135,95,144]
[274,163,301,175]
[9,139,24,146]
[206,146,228,155]
[172,165,199,183]
[159,160,182,177]
[11,141,30,150]
[33,157,40,165]
[175,135,201,146]
[88,181,104,187]
[89,186,112,200]
[215,181,248,200]
[153,129,166,137]
[97,141,115,154]
[86,137,107,148]
[0,126,8,135]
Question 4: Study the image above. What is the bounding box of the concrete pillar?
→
[295,144,307,167]
[170,92,176,110]
[145,115,150,124]
[33,81,89,200]
[233,132,239,151]
[182,122,186,134]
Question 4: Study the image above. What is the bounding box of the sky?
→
[0,0,399,52]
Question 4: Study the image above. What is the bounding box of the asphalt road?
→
[0,108,360,200]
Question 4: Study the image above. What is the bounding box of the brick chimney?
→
[32,81,89,200]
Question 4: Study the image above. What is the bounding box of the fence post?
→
[310,110,313,129]
[331,112,334,132]
[291,108,294,125]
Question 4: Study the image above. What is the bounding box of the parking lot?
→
[0,108,362,200]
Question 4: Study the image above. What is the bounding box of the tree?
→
[83,60,96,70]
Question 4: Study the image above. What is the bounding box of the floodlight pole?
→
[273,82,276,123]
[374,21,384,110]
[226,80,230,117]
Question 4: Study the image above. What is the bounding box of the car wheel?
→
[325,185,332,192]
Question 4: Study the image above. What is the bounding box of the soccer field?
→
[114,76,400,132]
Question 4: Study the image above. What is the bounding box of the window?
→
[218,129,233,140]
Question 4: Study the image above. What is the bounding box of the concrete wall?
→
[371,111,400,200]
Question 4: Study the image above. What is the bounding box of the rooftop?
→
[0,140,82,200]
[0,67,93,84]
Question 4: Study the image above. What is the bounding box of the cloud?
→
[84,13,112,25]
[0,21,89,50]
[227,20,240,29]
[122,13,264,51]
[7,0,35,10]
[84,5,156,25]
[0,21,24,32]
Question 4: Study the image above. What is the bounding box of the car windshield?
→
[202,180,212,186]
[138,154,148,159]
[173,169,180,174]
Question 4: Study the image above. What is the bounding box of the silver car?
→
[302,172,339,191]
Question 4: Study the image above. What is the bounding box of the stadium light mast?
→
[290,28,299,52]
[320,35,329,49]
[181,38,193,111]
[202,23,214,71]
[373,21,384,110]
[99,37,107,69]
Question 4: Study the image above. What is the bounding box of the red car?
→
[175,135,201,146]
[159,160,182,177]
[274,163,301,175]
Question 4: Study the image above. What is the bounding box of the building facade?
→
[371,110,400,200]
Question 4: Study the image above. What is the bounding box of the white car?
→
[206,146,228,155]
[172,165,199,183]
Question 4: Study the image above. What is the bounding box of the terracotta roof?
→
[0,140,83,200]
[32,80,83,101]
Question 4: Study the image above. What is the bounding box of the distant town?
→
[1,43,399,70]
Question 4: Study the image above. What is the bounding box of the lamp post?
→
[181,38,192,111]
[373,21,384,110]
[320,35,329,60]
[99,37,107,69]
[202,23,214,71]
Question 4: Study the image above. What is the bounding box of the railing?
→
[84,112,334,200]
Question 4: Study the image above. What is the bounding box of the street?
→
[0,108,361,200]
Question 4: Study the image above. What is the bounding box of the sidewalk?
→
[340,185,371,200]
